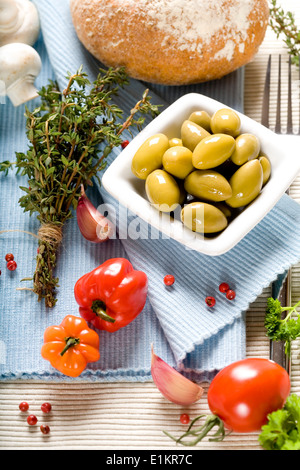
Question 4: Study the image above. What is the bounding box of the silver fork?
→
[261,54,295,374]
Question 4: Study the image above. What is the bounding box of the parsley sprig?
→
[259,394,300,450]
[264,297,300,357]
[0,66,159,307]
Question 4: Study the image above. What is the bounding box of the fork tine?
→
[287,55,293,134]
[261,55,271,128]
[262,55,292,374]
[275,55,281,133]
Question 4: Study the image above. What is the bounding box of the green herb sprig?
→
[0,66,159,308]
[264,297,300,357]
[259,394,300,450]
[269,0,300,66]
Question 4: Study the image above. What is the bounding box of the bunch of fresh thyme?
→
[0,66,158,308]
[269,0,300,66]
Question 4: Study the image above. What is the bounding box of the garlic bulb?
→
[76,186,114,243]
[0,42,41,106]
[0,0,40,47]
[151,345,204,406]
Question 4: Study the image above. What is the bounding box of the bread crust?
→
[70,0,269,85]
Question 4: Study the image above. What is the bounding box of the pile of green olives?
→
[131,108,271,235]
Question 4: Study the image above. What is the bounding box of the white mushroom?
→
[0,42,42,106]
[0,0,40,47]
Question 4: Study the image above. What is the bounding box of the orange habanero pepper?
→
[41,315,100,378]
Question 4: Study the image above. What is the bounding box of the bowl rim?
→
[102,93,300,256]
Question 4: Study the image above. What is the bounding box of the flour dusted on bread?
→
[146,0,253,55]
[70,0,269,85]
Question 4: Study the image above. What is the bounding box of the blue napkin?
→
[1,0,300,384]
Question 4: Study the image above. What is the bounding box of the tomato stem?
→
[92,300,116,323]
[164,414,229,446]
[60,337,80,356]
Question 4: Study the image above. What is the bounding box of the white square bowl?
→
[102,93,300,256]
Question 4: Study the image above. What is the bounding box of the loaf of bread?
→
[70,0,269,86]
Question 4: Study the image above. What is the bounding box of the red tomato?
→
[207,358,290,433]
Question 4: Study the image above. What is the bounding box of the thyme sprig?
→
[1,66,159,307]
[269,0,300,66]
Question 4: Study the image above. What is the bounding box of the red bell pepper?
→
[74,258,148,332]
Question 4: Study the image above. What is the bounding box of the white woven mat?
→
[1,0,300,450]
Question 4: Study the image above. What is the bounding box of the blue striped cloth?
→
[1,0,300,383]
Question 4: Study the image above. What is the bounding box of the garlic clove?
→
[151,345,204,406]
[76,185,114,243]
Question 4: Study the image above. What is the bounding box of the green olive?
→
[181,202,228,233]
[214,202,232,219]
[188,110,211,132]
[231,133,260,165]
[145,169,180,212]
[226,159,263,208]
[192,133,236,170]
[181,120,211,151]
[162,146,194,179]
[259,155,271,185]
[169,137,182,147]
[184,170,232,202]
[131,133,169,179]
[210,108,241,137]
